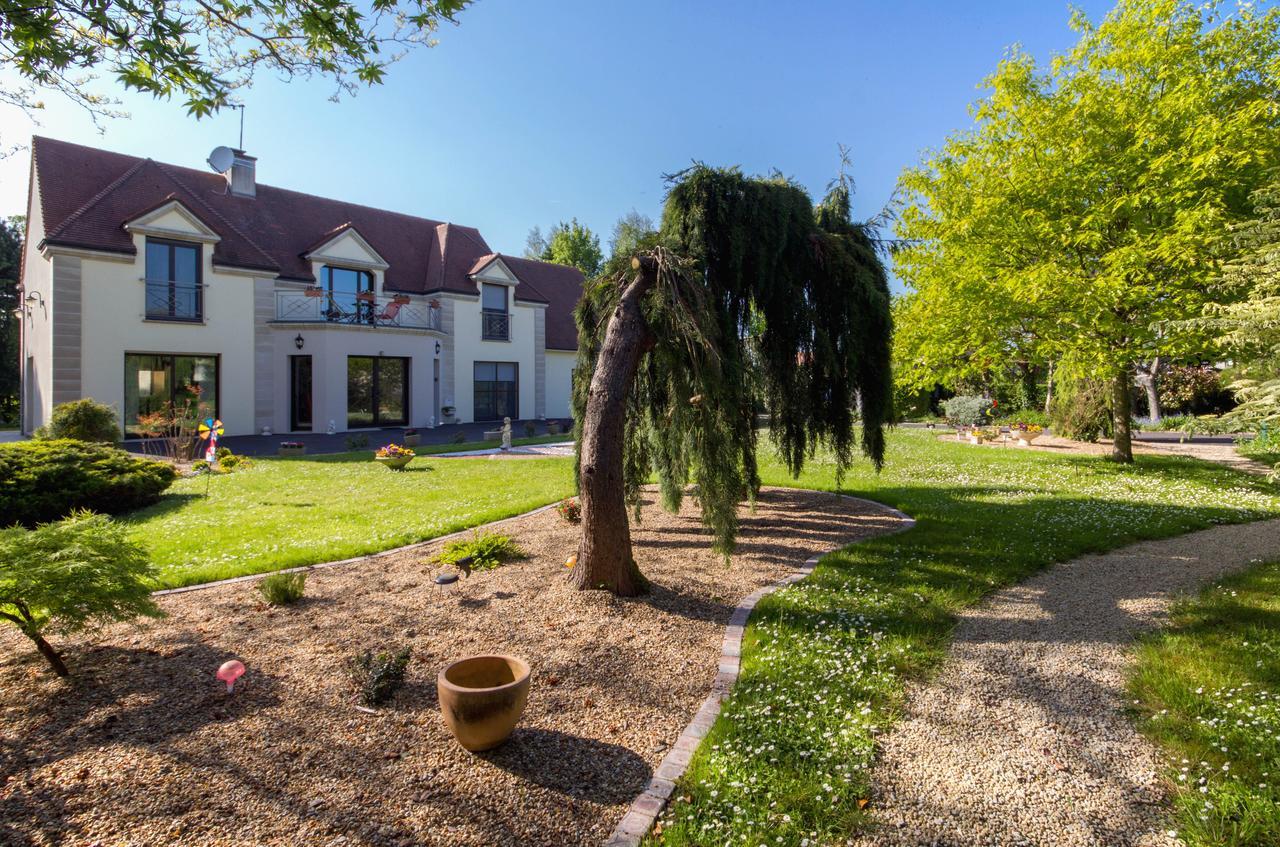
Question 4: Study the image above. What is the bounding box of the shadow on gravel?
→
[480,727,651,804]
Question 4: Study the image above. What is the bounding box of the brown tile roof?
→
[29,136,583,348]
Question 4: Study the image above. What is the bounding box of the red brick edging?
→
[604,495,916,847]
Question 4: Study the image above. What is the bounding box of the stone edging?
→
[604,495,917,847]
[151,502,562,597]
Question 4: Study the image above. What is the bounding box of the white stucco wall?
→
[75,233,262,436]
[269,324,439,434]
[545,350,575,419]
[18,180,51,433]
[447,292,538,422]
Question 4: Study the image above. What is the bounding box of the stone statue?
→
[501,417,512,452]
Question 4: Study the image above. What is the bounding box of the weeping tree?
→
[570,166,893,596]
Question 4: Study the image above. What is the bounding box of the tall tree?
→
[0,216,20,425]
[541,219,603,277]
[893,0,1280,461]
[1203,181,1280,426]
[608,210,656,260]
[0,0,470,147]
[571,166,892,595]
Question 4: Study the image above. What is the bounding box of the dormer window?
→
[322,265,375,323]
[145,239,202,321]
[481,283,509,341]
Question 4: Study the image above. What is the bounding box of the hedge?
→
[0,440,177,528]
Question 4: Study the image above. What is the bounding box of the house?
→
[16,136,584,437]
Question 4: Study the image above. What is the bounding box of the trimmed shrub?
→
[432,532,525,571]
[35,399,121,444]
[555,497,582,524]
[523,421,538,437]
[0,440,177,528]
[258,571,306,605]
[1051,379,1112,442]
[347,646,411,706]
[0,510,163,675]
[941,395,994,426]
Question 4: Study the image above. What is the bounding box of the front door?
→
[347,356,409,428]
[290,355,312,431]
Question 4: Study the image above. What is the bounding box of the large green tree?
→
[0,0,470,144]
[0,217,20,425]
[893,0,1280,461]
[571,166,892,595]
[1204,181,1280,426]
[526,218,604,277]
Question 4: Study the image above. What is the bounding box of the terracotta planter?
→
[278,445,306,457]
[438,655,531,751]
[402,433,420,446]
[375,455,414,471]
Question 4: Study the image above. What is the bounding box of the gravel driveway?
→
[854,517,1280,847]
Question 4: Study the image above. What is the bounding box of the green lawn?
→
[1129,561,1280,847]
[412,433,570,455]
[124,451,574,588]
[651,429,1280,846]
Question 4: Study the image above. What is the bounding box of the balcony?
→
[482,309,510,341]
[145,279,203,322]
[274,290,442,331]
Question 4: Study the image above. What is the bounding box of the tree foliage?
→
[608,210,656,261]
[0,510,162,676]
[1205,182,1280,426]
[528,218,604,277]
[892,0,1280,460]
[0,0,470,145]
[572,166,892,565]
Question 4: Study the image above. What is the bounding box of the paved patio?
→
[120,419,573,457]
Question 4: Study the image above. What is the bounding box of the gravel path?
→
[0,487,905,847]
[855,518,1280,847]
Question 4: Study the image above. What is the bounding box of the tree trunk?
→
[572,258,658,595]
[1136,357,1162,423]
[28,630,69,677]
[1110,369,1134,464]
[1044,361,1055,415]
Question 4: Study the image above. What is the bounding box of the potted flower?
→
[547,420,564,435]
[355,290,377,302]
[402,428,420,446]
[303,286,324,298]
[278,440,306,457]
[392,294,411,305]
[555,497,581,524]
[374,443,415,470]
[1011,422,1044,445]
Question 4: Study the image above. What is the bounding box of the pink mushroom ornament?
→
[217,660,246,693]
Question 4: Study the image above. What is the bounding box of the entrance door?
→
[290,355,313,431]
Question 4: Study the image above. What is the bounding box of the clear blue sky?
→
[0,0,1117,280]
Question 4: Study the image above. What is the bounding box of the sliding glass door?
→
[347,356,408,428]
[123,354,218,436]
[473,361,518,421]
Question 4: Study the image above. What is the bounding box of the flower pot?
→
[438,655,531,751]
[968,434,985,445]
[375,455,414,471]
[278,445,307,457]
[1015,431,1041,445]
[403,433,420,447]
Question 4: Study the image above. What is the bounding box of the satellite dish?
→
[207,146,235,174]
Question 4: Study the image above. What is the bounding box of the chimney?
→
[227,149,256,198]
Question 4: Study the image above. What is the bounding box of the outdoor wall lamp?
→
[25,291,44,307]
[435,340,441,355]
[294,333,304,350]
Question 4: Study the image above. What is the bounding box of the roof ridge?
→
[494,253,550,302]
[153,161,278,270]
[42,156,149,244]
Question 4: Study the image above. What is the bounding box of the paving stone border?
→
[604,495,916,847]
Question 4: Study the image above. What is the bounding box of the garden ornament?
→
[217,659,246,693]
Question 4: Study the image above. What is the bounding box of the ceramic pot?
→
[375,455,414,471]
[438,655,531,751]
[1016,430,1041,445]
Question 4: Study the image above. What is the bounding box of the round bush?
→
[941,395,995,426]
[0,440,177,528]
[36,399,121,444]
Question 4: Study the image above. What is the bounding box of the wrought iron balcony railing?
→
[481,309,510,341]
[145,279,203,322]
[274,290,442,331]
